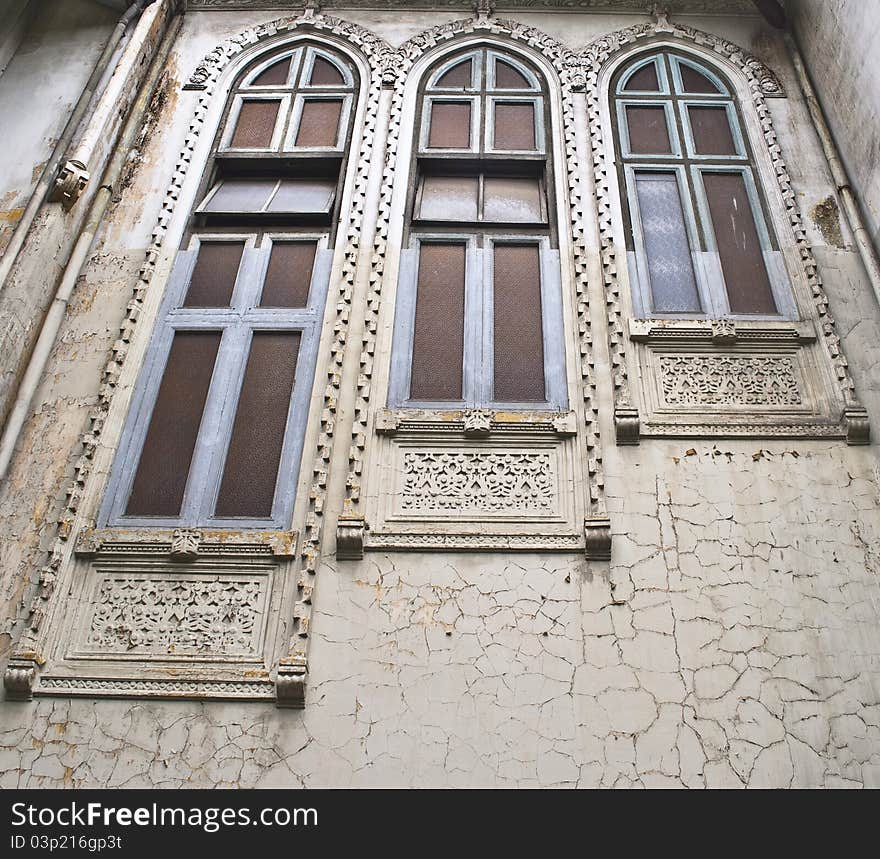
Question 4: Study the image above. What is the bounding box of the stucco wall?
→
[788,0,880,254]
[0,6,878,788]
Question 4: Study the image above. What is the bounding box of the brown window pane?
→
[493,102,536,150]
[416,175,479,221]
[294,98,343,147]
[483,176,545,223]
[309,55,345,86]
[688,106,738,155]
[265,179,336,214]
[625,105,672,154]
[679,63,721,94]
[260,242,317,307]
[702,171,777,314]
[435,59,472,89]
[214,332,301,518]
[634,173,701,313]
[623,62,660,92]
[201,179,276,214]
[493,244,545,402]
[410,243,466,401]
[251,57,290,87]
[230,99,280,148]
[494,59,530,89]
[427,101,472,149]
[183,241,244,307]
[126,331,221,517]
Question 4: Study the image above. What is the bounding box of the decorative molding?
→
[364,532,585,551]
[639,420,847,439]
[36,676,276,700]
[711,318,736,345]
[187,1,760,13]
[659,355,802,407]
[50,159,90,210]
[74,528,298,558]
[463,408,494,438]
[373,408,578,437]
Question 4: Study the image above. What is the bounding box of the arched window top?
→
[426,47,541,93]
[219,43,358,155]
[241,45,356,91]
[419,46,546,157]
[616,50,730,97]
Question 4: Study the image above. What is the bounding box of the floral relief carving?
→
[400,451,554,513]
[659,355,802,407]
[85,577,263,655]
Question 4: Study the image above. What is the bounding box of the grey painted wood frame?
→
[388,234,567,411]
[100,232,333,530]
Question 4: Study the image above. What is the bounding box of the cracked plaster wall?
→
[0,7,879,788]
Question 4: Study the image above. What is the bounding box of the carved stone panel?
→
[77,572,269,659]
[365,431,582,550]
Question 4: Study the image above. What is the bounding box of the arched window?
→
[101,42,359,529]
[388,46,567,409]
[613,50,793,318]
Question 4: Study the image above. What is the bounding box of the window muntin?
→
[613,50,791,319]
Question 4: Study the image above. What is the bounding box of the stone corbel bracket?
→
[844,405,870,445]
[336,513,366,560]
[584,516,612,561]
[4,654,41,701]
[275,656,308,707]
[50,159,90,210]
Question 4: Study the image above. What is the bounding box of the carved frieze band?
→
[658,355,802,407]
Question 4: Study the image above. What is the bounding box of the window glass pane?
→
[483,176,544,223]
[201,180,276,214]
[183,241,244,307]
[260,242,317,307]
[427,101,472,149]
[435,59,472,89]
[623,62,660,92]
[494,59,530,89]
[416,175,479,221]
[702,171,776,314]
[294,99,343,147]
[214,332,301,518]
[679,63,721,94]
[410,243,466,401]
[688,106,738,155]
[310,56,345,86]
[634,173,701,313]
[493,243,545,402]
[625,105,672,154]
[493,102,536,151]
[265,179,336,215]
[251,57,290,87]
[126,331,222,517]
[230,100,280,148]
